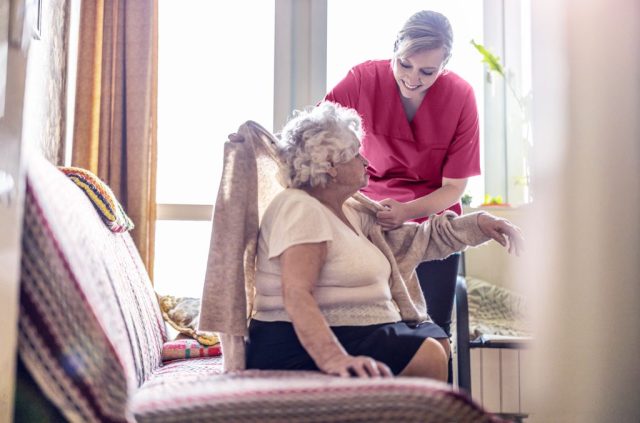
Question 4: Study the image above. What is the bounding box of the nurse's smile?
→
[392,47,447,99]
[402,80,422,90]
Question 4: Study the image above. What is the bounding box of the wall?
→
[0,40,28,423]
[0,0,72,419]
[525,0,640,421]
[22,0,69,164]
[462,205,528,292]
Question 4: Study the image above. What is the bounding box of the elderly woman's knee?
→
[436,338,451,358]
[400,338,448,379]
[423,338,448,363]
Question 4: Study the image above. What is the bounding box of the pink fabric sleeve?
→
[324,67,361,109]
[442,88,481,179]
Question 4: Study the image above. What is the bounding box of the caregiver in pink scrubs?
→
[324,10,480,347]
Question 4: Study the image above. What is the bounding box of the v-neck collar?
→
[384,64,417,142]
[383,64,444,143]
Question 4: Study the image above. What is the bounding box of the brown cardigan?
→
[199,121,490,371]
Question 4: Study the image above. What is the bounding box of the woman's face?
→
[392,47,447,100]
[333,147,369,192]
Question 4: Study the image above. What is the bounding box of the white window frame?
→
[273,0,327,130]
[155,0,533,286]
[157,0,328,224]
[273,0,532,205]
[483,0,533,205]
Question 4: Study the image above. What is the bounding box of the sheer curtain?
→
[72,0,158,277]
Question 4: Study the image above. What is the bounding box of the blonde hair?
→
[393,10,453,65]
[277,102,363,188]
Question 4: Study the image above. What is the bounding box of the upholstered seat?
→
[17,145,499,422]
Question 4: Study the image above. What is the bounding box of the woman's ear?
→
[327,166,338,178]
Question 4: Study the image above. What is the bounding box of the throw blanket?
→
[157,294,220,346]
[199,121,492,371]
[465,277,531,340]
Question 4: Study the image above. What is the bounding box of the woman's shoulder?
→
[350,59,392,77]
[262,189,333,237]
[267,189,324,216]
[434,70,474,94]
[270,188,314,206]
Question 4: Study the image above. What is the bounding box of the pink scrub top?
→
[324,60,480,220]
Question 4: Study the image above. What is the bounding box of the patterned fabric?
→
[161,339,222,362]
[131,359,501,423]
[19,154,166,422]
[20,195,130,422]
[157,294,219,345]
[19,153,500,422]
[59,166,135,232]
[465,277,531,340]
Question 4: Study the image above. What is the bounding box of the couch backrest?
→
[18,154,166,422]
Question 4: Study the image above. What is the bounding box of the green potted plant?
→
[471,39,533,202]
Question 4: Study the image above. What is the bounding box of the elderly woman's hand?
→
[477,213,525,256]
[376,198,410,230]
[321,354,393,378]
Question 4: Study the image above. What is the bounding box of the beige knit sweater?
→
[199,121,490,371]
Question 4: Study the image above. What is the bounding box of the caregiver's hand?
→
[376,198,410,230]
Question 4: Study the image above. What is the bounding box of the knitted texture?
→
[465,277,532,339]
[161,339,222,362]
[348,195,490,324]
[199,121,284,371]
[59,166,134,232]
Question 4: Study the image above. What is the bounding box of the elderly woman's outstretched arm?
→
[280,242,393,378]
[351,194,523,263]
[402,211,524,262]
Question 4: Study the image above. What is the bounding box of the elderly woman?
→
[245,102,523,380]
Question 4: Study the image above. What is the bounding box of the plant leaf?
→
[471,39,505,77]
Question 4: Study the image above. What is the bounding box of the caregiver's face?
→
[393,47,446,100]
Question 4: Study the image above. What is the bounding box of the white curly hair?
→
[277,101,364,188]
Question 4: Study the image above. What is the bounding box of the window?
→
[154,0,533,295]
[477,0,533,205]
[155,0,274,297]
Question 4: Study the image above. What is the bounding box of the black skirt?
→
[246,319,447,375]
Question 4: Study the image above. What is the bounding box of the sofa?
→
[16,152,500,422]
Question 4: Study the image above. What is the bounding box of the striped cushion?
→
[162,339,222,362]
[59,166,134,232]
